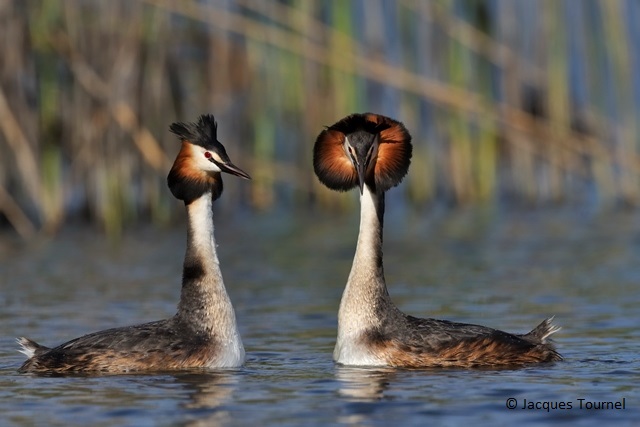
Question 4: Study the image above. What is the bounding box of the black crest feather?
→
[328,113,391,136]
[169,114,219,150]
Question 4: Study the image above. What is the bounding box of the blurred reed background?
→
[1,0,639,239]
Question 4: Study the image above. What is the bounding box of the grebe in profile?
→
[313,113,561,368]
[17,114,250,374]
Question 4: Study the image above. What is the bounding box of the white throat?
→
[178,193,245,367]
[334,186,388,366]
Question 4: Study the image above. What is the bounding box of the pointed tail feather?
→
[523,317,561,344]
[17,337,49,359]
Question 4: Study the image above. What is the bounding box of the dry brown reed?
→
[1,0,639,239]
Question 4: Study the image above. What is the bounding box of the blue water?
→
[1,209,638,426]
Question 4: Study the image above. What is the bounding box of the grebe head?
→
[168,114,250,203]
[313,113,412,194]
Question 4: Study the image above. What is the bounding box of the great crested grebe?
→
[17,114,250,374]
[313,112,561,368]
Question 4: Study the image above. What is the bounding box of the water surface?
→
[1,209,638,426]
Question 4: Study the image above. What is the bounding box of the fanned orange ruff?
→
[171,142,214,184]
[313,129,359,191]
[313,113,412,192]
[167,141,221,203]
[362,114,412,192]
[374,122,412,192]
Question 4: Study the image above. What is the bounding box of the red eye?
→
[204,152,212,159]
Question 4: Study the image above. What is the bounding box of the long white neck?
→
[177,193,241,349]
[337,185,394,337]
